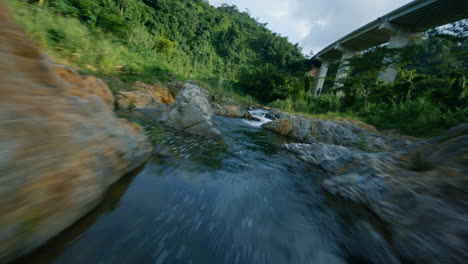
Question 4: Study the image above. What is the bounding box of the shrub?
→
[362,98,445,136]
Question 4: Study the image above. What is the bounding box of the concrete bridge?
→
[311,0,468,95]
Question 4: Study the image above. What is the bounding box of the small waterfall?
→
[243,108,273,127]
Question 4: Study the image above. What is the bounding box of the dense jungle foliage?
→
[7,0,467,136]
[9,0,308,101]
[272,21,468,136]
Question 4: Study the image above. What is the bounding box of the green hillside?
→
[6,0,467,136]
[8,0,309,102]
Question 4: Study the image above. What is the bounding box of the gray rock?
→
[283,143,358,166]
[262,116,364,148]
[263,113,413,152]
[167,81,185,98]
[161,83,221,138]
[320,128,468,263]
[283,122,468,263]
[264,113,278,120]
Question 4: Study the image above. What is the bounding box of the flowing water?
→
[20,110,400,264]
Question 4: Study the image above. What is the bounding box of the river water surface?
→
[20,110,400,264]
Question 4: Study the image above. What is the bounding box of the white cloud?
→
[297,19,312,39]
[265,9,289,19]
[312,19,329,28]
[208,0,413,54]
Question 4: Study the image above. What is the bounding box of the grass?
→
[206,82,258,106]
[297,111,363,122]
[6,0,182,84]
[5,0,257,107]
[269,95,467,137]
[8,0,463,138]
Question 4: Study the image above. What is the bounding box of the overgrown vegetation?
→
[271,21,468,137]
[7,0,467,137]
[8,0,308,94]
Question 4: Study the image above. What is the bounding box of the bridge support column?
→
[376,31,411,83]
[377,22,422,83]
[313,62,329,96]
[333,50,359,90]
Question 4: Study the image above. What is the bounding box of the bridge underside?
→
[315,0,468,62]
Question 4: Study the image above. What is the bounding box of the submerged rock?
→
[285,123,468,263]
[161,83,221,138]
[0,4,151,262]
[118,81,174,109]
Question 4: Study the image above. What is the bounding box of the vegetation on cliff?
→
[9,0,308,101]
[8,0,467,137]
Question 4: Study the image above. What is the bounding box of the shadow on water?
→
[13,165,145,264]
[15,113,402,264]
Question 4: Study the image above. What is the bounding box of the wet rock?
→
[161,83,221,138]
[263,116,363,148]
[283,143,360,168]
[263,114,412,152]
[264,112,278,120]
[167,81,185,98]
[212,103,257,120]
[317,125,468,264]
[0,4,151,262]
[283,121,468,263]
[118,81,174,109]
[269,108,292,119]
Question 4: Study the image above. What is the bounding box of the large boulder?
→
[262,114,413,152]
[0,4,151,263]
[285,123,468,263]
[161,83,221,138]
[262,116,364,147]
[118,81,174,109]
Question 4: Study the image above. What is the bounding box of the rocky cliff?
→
[0,3,151,262]
[279,112,468,263]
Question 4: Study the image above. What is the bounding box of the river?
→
[19,110,400,264]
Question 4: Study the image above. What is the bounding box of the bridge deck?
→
[313,0,468,61]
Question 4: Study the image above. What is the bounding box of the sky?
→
[208,0,413,55]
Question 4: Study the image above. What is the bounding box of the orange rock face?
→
[49,62,115,108]
[0,3,151,263]
[118,81,174,109]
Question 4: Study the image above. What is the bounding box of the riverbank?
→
[259,108,468,263]
[1,1,467,263]
[0,3,151,262]
[15,109,406,264]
